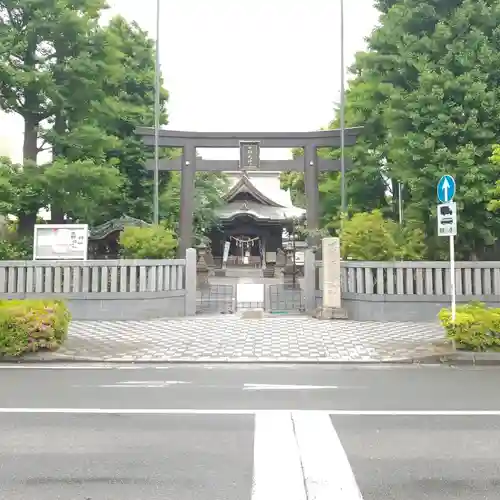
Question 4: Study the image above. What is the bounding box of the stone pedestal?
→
[204,248,215,276]
[196,250,210,289]
[240,308,264,319]
[282,264,299,286]
[314,237,347,320]
[262,264,275,278]
[314,306,348,319]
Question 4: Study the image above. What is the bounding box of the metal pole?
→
[339,0,346,223]
[450,233,456,350]
[292,221,297,286]
[398,182,403,225]
[153,0,161,225]
[450,235,456,322]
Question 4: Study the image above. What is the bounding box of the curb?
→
[436,352,500,366]
[0,354,435,365]
[2,352,499,366]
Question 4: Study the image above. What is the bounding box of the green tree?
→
[486,145,500,213]
[340,0,500,259]
[43,159,125,226]
[341,210,425,261]
[280,171,306,208]
[0,156,124,228]
[0,157,47,222]
[0,3,169,232]
[52,15,171,222]
[280,105,389,229]
[159,172,228,245]
[0,0,108,232]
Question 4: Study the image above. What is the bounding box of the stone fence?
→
[0,249,197,320]
[2,248,500,322]
[310,258,500,322]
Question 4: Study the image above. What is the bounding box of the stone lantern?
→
[196,242,210,289]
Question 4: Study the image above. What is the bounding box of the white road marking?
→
[293,411,363,499]
[93,380,191,388]
[0,365,114,370]
[0,408,499,415]
[122,380,189,385]
[251,411,306,500]
[244,383,338,391]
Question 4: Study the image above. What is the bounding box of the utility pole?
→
[153,0,161,224]
[339,0,346,226]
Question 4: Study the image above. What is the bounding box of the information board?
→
[33,224,88,260]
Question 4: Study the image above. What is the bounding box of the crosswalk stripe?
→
[293,411,363,499]
[251,411,363,499]
[251,411,306,500]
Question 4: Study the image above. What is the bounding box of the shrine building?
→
[208,170,305,268]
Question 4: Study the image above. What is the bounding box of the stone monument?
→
[314,237,347,319]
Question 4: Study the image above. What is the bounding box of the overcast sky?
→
[0,0,380,161]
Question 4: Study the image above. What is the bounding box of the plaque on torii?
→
[239,141,260,170]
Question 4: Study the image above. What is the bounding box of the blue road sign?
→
[437,175,456,203]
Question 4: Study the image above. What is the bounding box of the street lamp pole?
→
[153,0,161,225]
[339,0,346,225]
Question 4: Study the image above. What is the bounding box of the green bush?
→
[119,225,177,259]
[438,302,500,351]
[0,237,32,260]
[341,210,426,261]
[0,300,71,357]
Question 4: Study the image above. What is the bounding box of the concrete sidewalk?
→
[7,316,447,363]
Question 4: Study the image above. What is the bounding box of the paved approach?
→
[39,316,444,362]
[1,363,500,499]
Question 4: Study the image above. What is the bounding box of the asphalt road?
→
[0,363,499,499]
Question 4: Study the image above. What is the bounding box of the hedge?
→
[0,299,70,357]
[438,302,500,352]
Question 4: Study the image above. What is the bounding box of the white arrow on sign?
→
[442,177,450,201]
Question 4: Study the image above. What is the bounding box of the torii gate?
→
[135,127,363,256]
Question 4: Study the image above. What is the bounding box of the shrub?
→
[341,210,426,261]
[119,225,177,259]
[0,300,70,357]
[438,302,500,351]
[0,237,32,260]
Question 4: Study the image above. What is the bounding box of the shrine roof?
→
[223,173,283,207]
[216,200,305,222]
[217,171,305,222]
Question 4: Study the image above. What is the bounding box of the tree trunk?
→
[17,212,37,239]
[50,114,66,224]
[18,114,39,237]
[22,114,38,163]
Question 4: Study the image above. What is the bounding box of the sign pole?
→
[449,234,456,322]
[437,174,457,344]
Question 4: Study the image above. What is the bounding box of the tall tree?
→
[49,15,171,222]
[338,0,500,258]
[0,0,107,232]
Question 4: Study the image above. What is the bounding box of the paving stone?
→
[24,316,447,363]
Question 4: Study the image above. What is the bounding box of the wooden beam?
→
[145,158,352,172]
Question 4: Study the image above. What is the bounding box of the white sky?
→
[0,0,380,162]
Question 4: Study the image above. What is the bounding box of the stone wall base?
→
[240,308,265,319]
[313,306,348,320]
